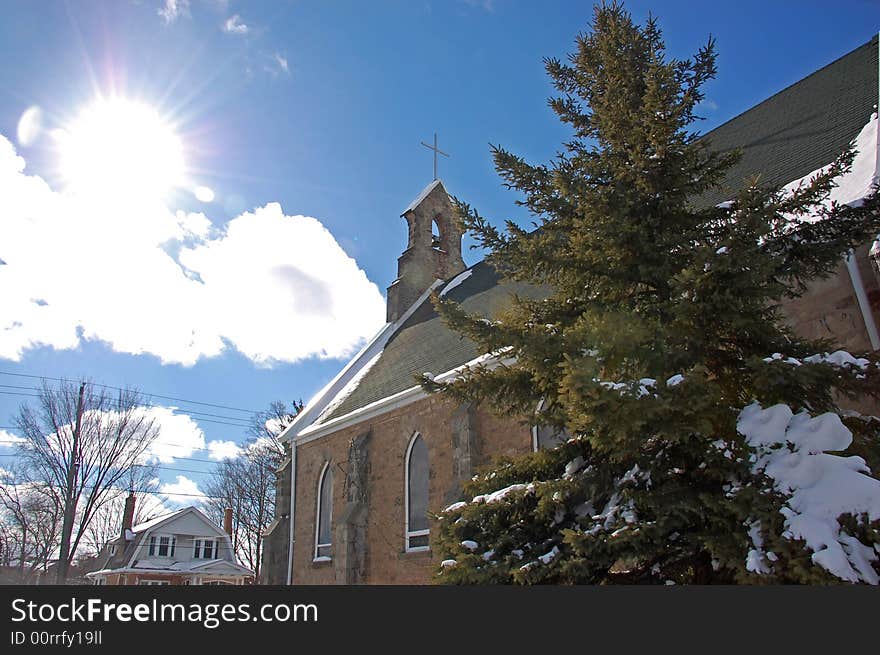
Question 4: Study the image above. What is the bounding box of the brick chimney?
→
[386,179,465,323]
[223,507,233,536]
[121,493,136,539]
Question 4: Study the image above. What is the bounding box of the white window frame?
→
[138,580,170,585]
[531,398,545,452]
[405,432,430,552]
[532,398,570,452]
[148,534,176,558]
[193,538,218,560]
[314,461,333,561]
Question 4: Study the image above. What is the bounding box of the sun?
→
[56,97,185,202]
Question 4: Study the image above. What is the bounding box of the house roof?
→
[86,558,253,578]
[129,508,188,534]
[287,35,880,441]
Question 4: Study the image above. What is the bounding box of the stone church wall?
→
[290,394,531,585]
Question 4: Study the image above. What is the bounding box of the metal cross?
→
[420,132,449,181]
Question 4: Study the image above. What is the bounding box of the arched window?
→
[431,219,442,250]
[405,433,430,551]
[314,461,333,560]
[532,399,570,451]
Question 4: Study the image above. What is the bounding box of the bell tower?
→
[386,179,465,322]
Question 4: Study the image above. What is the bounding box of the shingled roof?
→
[291,35,879,439]
[699,34,878,207]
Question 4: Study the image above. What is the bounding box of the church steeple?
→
[386,179,465,323]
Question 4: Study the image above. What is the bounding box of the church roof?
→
[288,35,879,441]
[699,34,878,207]
[319,261,537,424]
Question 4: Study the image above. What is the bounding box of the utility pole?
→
[56,382,85,584]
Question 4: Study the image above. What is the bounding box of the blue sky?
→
[1,0,878,502]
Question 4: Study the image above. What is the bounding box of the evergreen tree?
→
[423,2,880,584]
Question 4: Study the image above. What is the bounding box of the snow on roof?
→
[780,113,878,215]
[131,558,246,572]
[297,349,511,442]
[130,508,189,533]
[402,179,443,215]
[89,559,253,577]
[279,322,396,440]
[312,349,384,426]
[281,280,445,441]
[439,268,473,297]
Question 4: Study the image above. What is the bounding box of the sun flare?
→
[56,97,185,202]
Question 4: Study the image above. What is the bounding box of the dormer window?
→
[148,535,176,558]
[194,538,218,559]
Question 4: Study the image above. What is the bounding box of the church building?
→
[262,36,880,585]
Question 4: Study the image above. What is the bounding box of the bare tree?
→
[0,464,62,583]
[13,379,159,583]
[204,400,298,581]
[80,475,165,556]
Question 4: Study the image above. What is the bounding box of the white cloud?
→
[223,14,249,34]
[265,417,287,435]
[158,0,190,24]
[207,439,243,461]
[0,407,203,463]
[0,135,386,366]
[0,429,26,447]
[142,407,206,463]
[245,436,279,455]
[159,475,206,506]
[193,185,215,203]
[273,53,289,75]
[17,106,43,147]
[698,98,719,112]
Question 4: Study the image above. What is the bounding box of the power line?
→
[9,480,224,500]
[0,440,244,465]
[131,463,217,476]
[0,370,261,414]
[0,383,253,425]
[0,389,253,429]
[0,390,41,398]
[0,456,220,477]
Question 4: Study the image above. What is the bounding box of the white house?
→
[86,495,253,586]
